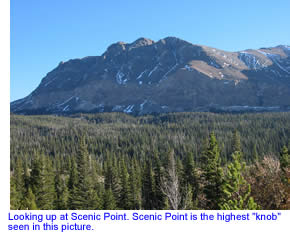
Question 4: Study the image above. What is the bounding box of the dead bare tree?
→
[161,150,181,210]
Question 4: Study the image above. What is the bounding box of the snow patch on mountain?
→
[57,96,75,107]
[116,70,128,84]
[209,60,221,69]
[112,105,123,111]
[161,105,169,109]
[148,65,159,77]
[97,103,105,112]
[63,105,70,111]
[257,50,290,74]
[140,100,148,111]
[184,65,193,71]
[124,105,134,113]
[238,52,264,70]
[44,81,53,87]
[137,70,147,79]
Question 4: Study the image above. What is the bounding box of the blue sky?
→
[11,0,290,101]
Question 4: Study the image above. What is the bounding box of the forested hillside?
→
[10,112,290,210]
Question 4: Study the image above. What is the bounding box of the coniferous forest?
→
[10,112,290,210]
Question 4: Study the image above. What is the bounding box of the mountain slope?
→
[11,37,290,114]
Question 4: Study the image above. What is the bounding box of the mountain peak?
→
[130,37,154,48]
[105,41,127,56]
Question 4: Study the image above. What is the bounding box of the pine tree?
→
[203,132,224,209]
[10,175,18,210]
[10,158,25,209]
[104,153,120,192]
[67,157,78,209]
[252,143,259,162]
[30,154,55,209]
[184,152,199,205]
[23,187,38,210]
[104,153,120,201]
[119,158,130,209]
[279,146,289,184]
[103,188,117,210]
[73,136,100,209]
[219,151,259,210]
[87,154,102,210]
[184,184,195,210]
[280,146,289,173]
[232,130,241,153]
[129,160,141,209]
[153,155,165,209]
[142,159,156,209]
[54,162,69,209]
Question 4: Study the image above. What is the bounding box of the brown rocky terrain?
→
[11,37,290,115]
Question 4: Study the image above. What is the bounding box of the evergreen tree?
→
[142,159,156,209]
[232,130,241,153]
[87,154,102,210]
[129,160,141,209]
[184,184,195,210]
[10,175,18,210]
[30,154,55,209]
[67,157,78,209]
[103,188,117,210]
[119,158,130,209]
[203,133,224,209]
[220,151,259,210]
[54,162,69,209]
[23,187,38,210]
[153,155,165,209]
[279,146,289,184]
[280,146,289,173]
[104,153,120,200]
[252,143,259,163]
[10,158,25,209]
[73,136,100,209]
[184,152,199,205]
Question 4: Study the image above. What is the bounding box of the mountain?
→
[11,37,290,115]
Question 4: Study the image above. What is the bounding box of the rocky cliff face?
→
[11,37,290,114]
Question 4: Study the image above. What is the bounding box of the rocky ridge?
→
[11,37,290,115]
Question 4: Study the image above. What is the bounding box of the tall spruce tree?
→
[23,187,38,210]
[119,158,130,209]
[54,162,69,209]
[184,152,199,206]
[10,158,25,209]
[232,130,241,153]
[129,159,141,209]
[142,159,156,209]
[153,154,165,209]
[103,188,117,210]
[10,175,19,210]
[203,132,224,209]
[67,157,78,209]
[30,154,55,209]
[104,153,120,200]
[73,136,100,209]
